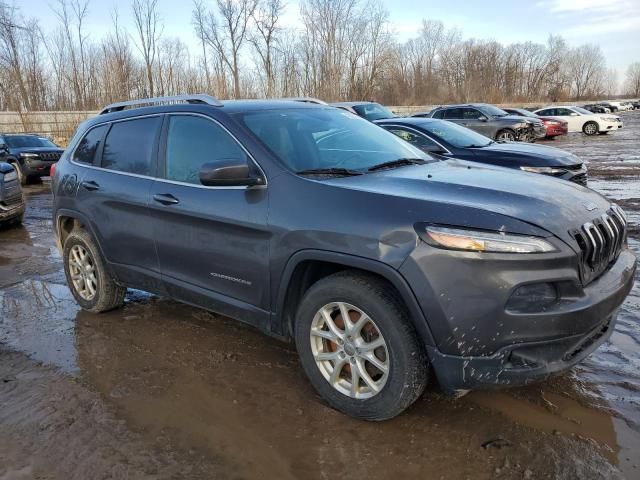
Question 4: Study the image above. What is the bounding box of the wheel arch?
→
[55,209,110,267]
[273,250,436,347]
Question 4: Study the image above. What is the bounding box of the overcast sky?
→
[18,0,640,74]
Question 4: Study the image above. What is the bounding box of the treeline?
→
[0,0,634,111]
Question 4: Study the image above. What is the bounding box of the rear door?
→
[74,115,163,291]
[149,113,270,325]
[460,107,493,136]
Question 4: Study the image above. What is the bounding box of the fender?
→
[273,249,436,347]
[53,208,114,274]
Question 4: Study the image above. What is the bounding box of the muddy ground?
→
[1,112,639,480]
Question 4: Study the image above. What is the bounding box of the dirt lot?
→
[1,112,639,480]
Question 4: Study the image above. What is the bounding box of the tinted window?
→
[538,108,555,116]
[431,110,444,119]
[444,108,463,119]
[352,103,395,121]
[555,108,574,116]
[386,128,440,150]
[73,125,107,164]
[420,120,493,148]
[101,117,161,175]
[165,115,247,185]
[461,108,482,120]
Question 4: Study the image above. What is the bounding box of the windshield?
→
[481,105,509,117]
[237,108,430,172]
[419,120,493,148]
[573,106,593,115]
[4,135,58,148]
[352,103,395,121]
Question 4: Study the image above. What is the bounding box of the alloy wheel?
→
[584,123,598,135]
[310,302,389,399]
[497,131,515,142]
[68,244,98,301]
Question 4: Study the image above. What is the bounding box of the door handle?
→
[153,193,179,205]
[80,180,100,191]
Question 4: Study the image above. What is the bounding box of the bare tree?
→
[565,44,606,100]
[249,0,284,97]
[132,0,163,97]
[195,0,258,98]
[625,62,640,97]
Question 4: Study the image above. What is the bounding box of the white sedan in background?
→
[533,106,623,135]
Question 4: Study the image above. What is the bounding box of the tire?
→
[63,228,126,313]
[582,121,598,136]
[495,129,515,142]
[294,271,428,420]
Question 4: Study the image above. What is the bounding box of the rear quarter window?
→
[72,125,108,164]
[101,117,161,176]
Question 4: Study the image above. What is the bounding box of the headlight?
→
[19,152,39,158]
[520,166,566,175]
[3,170,17,182]
[420,225,557,253]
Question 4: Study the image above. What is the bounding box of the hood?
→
[324,160,610,247]
[10,146,64,155]
[498,115,542,125]
[0,162,15,174]
[473,142,582,167]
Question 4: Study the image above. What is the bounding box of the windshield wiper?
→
[296,167,363,176]
[367,158,427,172]
[466,143,491,148]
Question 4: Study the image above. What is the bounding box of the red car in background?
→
[502,107,568,139]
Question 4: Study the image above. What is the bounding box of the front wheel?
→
[495,129,515,142]
[583,121,599,135]
[63,228,126,312]
[294,271,428,420]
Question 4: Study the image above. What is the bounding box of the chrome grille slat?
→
[572,206,627,285]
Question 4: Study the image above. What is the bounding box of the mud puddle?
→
[1,113,640,479]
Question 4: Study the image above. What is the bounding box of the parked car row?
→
[46,94,634,421]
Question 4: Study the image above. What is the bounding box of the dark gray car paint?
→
[52,100,636,393]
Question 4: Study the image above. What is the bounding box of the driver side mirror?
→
[0,143,7,153]
[199,158,264,187]
[478,116,488,122]
[570,112,579,116]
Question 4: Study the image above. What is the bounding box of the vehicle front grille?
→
[571,205,627,285]
[38,152,62,161]
[571,173,587,186]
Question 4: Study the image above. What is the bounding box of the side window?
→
[461,108,482,120]
[72,125,108,164]
[538,109,554,116]
[165,115,248,185]
[557,108,573,116]
[444,108,463,119]
[431,110,444,119]
[387,128,439,150]
[101,117,161,175]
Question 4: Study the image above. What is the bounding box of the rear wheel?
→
[63,228,126,312]
[294,271,428,420]
[583,121,598,135]
[496,129,515,142]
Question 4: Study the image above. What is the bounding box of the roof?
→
[330,101,378,107]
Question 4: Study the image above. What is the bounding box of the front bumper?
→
[600,119,623,131]
[0,199,25,222]
[400,241,637,392]
[22,158,56,176]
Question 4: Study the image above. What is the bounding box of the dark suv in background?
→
[0,133,64,185]
[414,103,545,142]
[52,95,635,420]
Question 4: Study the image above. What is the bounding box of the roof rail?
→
[281,97,328,105]
[99,94,223,115]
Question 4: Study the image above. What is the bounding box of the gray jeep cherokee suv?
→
[52,95,636,420]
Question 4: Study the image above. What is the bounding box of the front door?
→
[150,113,270,326]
